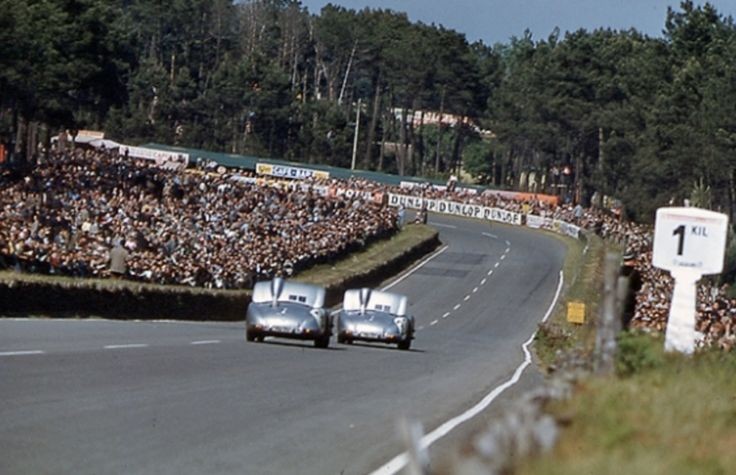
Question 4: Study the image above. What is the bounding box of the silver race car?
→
[246,278,332,348]
[336,288,414,350]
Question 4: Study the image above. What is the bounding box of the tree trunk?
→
[397,108,408,176]
[435,87,445,174]
[378,111,386,171]
[364,76,382,169]
[14,114,25,164]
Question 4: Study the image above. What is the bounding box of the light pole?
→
[351,98,361,171]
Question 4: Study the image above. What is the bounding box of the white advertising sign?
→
[652,207,729,354]
[652,207,728,275]
[387,193,522,225]
[119,146,189,168]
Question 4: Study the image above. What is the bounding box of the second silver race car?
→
[246,277,332,348]
[336,288,414,350]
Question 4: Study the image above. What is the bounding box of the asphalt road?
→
[0,215,566,475]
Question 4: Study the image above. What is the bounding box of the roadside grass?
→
[293,223,438,287]
[520,335,736,475]
[533,232,607,370]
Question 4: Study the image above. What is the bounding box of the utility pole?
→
[351,98,361,171]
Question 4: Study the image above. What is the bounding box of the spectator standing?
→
[109,240,129,278]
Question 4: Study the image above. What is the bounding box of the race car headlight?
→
[394,317,407,333]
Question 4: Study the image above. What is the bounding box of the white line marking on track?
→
[104,344,148,350]
[480,278,487,285]
[505,240,511,246]
[191,340,221,345]
[369,271,565,475]
[0,350,45,356]
[472,287,478,293]
[487,269,493,276]
[430,320,438,326]
[417,326,425,331]
[506,247,511,253]
[442,312,450,319]
[453,304,461,310]
[381,245,449,291]
[494,262,500,268]
[482,232,498,239]
[463,295,470,301]
[501,255,506,261]
[428,222,457,229]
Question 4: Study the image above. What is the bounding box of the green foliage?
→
[690,177,712,209]
[615,331,666,377]
[461,139,493,182]
[3,0,736,220]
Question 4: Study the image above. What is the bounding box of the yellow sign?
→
[567,301,586,324]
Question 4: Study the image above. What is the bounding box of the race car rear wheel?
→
[246,329,256,342]
[397,340,411,350]
[314,336,330,348]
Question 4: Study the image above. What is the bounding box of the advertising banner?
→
[119,146,189,169]
[387,193,522,225]
[256,163,330,180]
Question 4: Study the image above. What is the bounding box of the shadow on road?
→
[253,339,346,351]
[342,342,426,353]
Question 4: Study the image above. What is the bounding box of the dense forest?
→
[1,0,735,221]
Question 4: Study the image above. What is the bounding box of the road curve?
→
[0,215,565,475]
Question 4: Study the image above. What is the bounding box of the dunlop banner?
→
[387,193,522,225]
[256,162,330,180]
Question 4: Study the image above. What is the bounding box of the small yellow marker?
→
[567,301,586,324]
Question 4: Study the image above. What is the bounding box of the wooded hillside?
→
[1,0,734,221]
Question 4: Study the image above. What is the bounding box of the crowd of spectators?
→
[2,148,734,350]
[0,149,397,289]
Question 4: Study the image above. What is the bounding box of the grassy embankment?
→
[523,233,736,475]
[0,224,438,319]
[521,336,736,475]
[533,231,607,370]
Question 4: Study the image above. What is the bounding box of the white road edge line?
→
[191,340,221,345]
[494,262,500,268]
[442,312,450,319]
[501,255,506,261]
[369,270,565,475]
[430,320,439,326]
[453,304,461,311]
[0,350,45,356]
[381,245,449,291]
[472,287,479,293]
[463,295,470,301]
[482,232,498,239]
[487,270,493,276]
[505,240,511,246]
[104,344,149,350]
[480,278,487,285]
